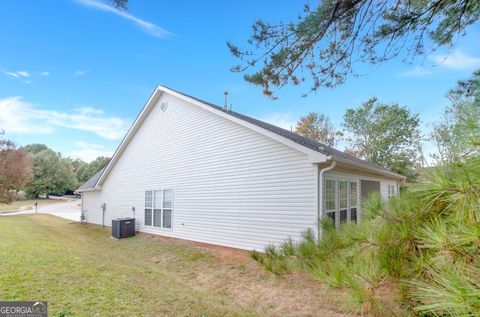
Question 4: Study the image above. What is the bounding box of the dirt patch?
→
[136,232,351,316]
[135,232,254,264]
[192,262,350,317]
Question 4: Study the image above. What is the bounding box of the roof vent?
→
[224,91,228,110]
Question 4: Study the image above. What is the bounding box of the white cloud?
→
[3,70,30,79]
[75,106,104,114]
[0,97,129,140]
[70,141,113,162]
[432,50,480,71]
[0,97,53,134]
[3,71,19,78]
[17,71,30,77]
[74,70,89,77]
[40,71,50,76]
[260,113,297,131]
[399,65,433,77]
[73,0,172,38]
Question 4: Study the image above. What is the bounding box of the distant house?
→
[77,86,404,251]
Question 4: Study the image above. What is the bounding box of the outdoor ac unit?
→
[112,218,135,239]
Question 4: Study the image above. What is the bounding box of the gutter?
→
[317,159,336,240]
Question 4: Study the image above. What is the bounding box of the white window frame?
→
[324,175,360,228]
[338,179,349,225]
[324,178,337,227]
[387,184,396,199]
[144,188,173,229]
[349,180,359,224]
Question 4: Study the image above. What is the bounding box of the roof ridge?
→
[77,85,404,191]
[161,85,398,176]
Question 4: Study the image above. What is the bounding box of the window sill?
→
[143,225,173,231]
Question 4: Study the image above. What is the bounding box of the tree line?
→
[1,70,478,202]
[0,140,109,203]
[292,69,480,181]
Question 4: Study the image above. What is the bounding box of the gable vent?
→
[160,101,168,112]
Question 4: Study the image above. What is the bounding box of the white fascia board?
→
[332,156,406,181]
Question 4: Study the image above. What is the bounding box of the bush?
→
[251,157,480,316]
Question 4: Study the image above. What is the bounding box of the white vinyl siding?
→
[81,91,402,250]
[82,93,316,251]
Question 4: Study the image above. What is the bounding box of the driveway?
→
[0,199,81,221]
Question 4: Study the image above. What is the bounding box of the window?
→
[325,179,336,227]
[145,190,153,226]
[145,189,172,228]
[387,184,396,199]
[350,181,358,224]
[339,181,348,224]
[324,177,359,228]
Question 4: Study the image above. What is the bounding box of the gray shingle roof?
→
[77,86,404,191]
[76,166,106,192]
[166,87,402,177]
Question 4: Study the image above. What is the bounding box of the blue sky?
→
[1,0,479,162]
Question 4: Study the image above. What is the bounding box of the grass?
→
[251,157,480,316]
[0,199,67,213]
[0,215,345,317]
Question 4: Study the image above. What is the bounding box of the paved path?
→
[0,200,81,221]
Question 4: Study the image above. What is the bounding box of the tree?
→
[24,146,76,198]
[294,112,336,146]
[0,133,32,203]
[228,0,480,97]
[105,0,127,10]
[70,158,85,173]
[342,98,420,178]
[251,156,480,315]
[76,156,110,185]
[432,70,480,164]
[23,143,48,155]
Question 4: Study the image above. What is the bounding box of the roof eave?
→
[330,156,406,181]
[76,186,102,193]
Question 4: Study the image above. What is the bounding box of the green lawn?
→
[0,215,344,317]
[0,199,67,213]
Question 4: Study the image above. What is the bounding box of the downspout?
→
[318,159,336,240]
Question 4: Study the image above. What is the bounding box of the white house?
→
[77,86,404,251]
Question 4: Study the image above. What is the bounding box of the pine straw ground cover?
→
[0,214,350,317]
[252,157,480,316]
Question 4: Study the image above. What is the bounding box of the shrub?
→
[251,157,480,316]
